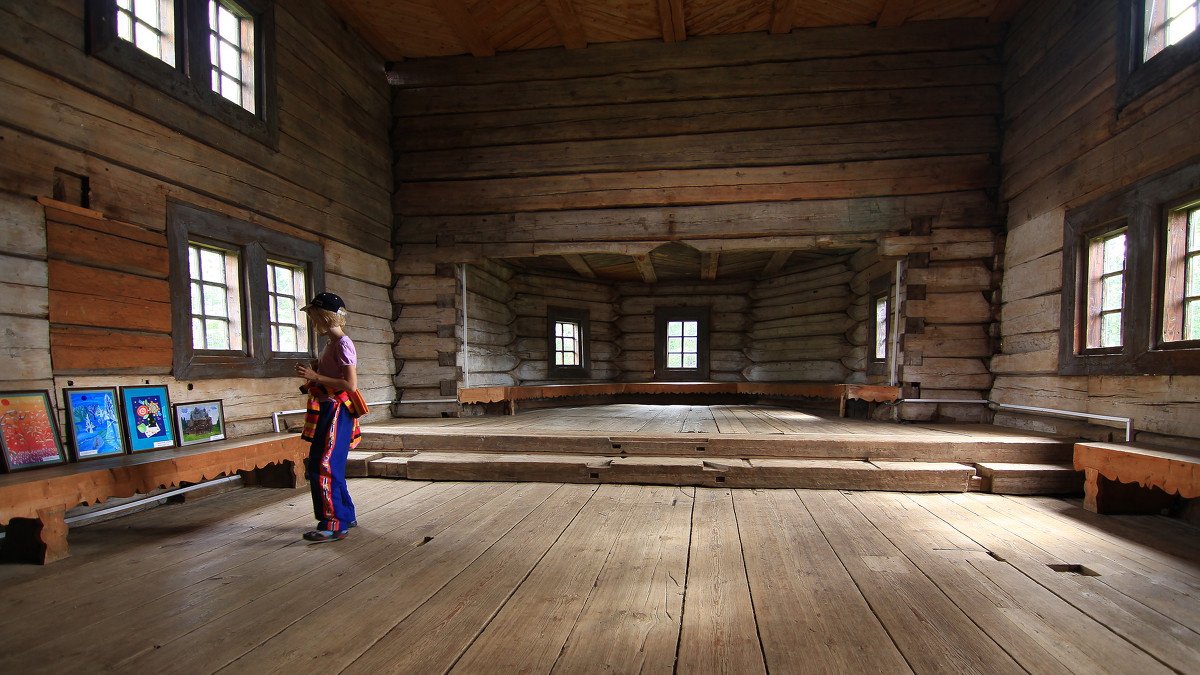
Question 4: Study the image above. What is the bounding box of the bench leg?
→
[1082,468,1101,512]
[2,506,70,564]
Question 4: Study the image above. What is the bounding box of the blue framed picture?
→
[119,385,176,452]
[63,387,127,461]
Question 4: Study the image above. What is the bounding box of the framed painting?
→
[62,387,128,461]
[173,400,226,446]
[0,390,67,472]
[119,385,176,452]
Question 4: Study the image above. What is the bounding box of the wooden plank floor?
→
[3,479,1198,674]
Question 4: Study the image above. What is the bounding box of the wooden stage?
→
[2,479,1198,673]
[353,404,1080,494]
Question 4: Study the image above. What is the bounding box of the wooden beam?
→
[562,253,597,278]
[634,254,658,283]
[542,0,587,49]
[989,0,1025,23]
[437,0,495,57]
[769,0,798,34]
[700,251,719,281]
[760,250,793,277]
[876,0,915,28]
[657,0,686,43]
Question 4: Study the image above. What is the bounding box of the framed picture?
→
[0,390,67,472]
[62,387,128,461]
[119,385,176,452]
[173,400,226,446]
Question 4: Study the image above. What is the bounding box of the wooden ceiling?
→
[327,0,1027,63]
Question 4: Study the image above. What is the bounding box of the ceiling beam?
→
[657,0,686,43]
[876,0,915,28]
[543,0,587,49]
[634,254,658,283]
[562,253,597,278]
[437,0,495,57]
[760,250,793,278]
[700,252,719,281]
[769,0,798,34]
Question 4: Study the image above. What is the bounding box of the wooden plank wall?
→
[993,0,1200,446]
[0,0,396,436]
[513,273,620,383]
[391,20,1007,415]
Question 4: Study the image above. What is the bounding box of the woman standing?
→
[295,291,360,542]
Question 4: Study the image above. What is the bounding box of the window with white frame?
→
[554,320,581,366]
[209,0,256,112]
[874,295,889,360]
[169,202,323,379]
[266,260,307,353]
[665,320,699,369]
[116,0,177,66]
[654,307,709,380]
[1144,0,1200,60]
[1162,203,1200,343]
[1085,229,1128,350]
[188,242,243,352]
[1119,0,1200,107]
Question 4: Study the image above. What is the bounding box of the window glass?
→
[874,296,889,360]
[1087,231,1127,349]
[117,0,176,66]
[666,320,699,369]
[209,0,255,112]
[554,320,580,366]
[266,260,307,353]
[187,242,242,351]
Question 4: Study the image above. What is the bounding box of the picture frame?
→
[0,390,68,472]
[173,400,226,446]
[62,387,128,461]
[119,385,176,452]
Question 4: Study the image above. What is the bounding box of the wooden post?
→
[2,507,70,564]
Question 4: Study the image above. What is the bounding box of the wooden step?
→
[975,462,1083,495]
[346,451,384,477]
[399,451,976,491]
[368,455,413,478]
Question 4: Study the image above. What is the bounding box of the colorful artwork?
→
[120,386,176,452]
[174,400,226,446]
[0,391,67,472]
[64,388,127,460]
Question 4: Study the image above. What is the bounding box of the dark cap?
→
[302,292,346,313]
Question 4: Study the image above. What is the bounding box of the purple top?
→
[315,335,356,398]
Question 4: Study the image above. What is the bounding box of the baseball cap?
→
[302,292,346,313]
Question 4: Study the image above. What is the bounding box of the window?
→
[1162,202,1200,343]
[1084,229,1128,350]
[189,242,243,351]
[88,0,276,143]
[267,261,308,352]
[1118,0,1200,108]
[654,307,710,380]
[209,0,256,112]
[1060,158,1200,375]
[546,306,590,378]
[168,201,323,379]
[116,0,176,66]
[867,274,893,376]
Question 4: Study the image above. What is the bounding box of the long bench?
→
[458,382,901,416]
[1074,441,1200,513]
[0,433,308,563]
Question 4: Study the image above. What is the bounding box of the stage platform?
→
[350,404,1082,494]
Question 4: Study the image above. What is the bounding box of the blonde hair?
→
[307,307,347,332]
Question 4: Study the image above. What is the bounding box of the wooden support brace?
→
[2,507,69,564]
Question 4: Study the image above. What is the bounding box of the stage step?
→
[368,451,978,492]
[975,462,1084,495]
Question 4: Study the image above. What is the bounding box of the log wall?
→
[390,20,1007,415]
[994,0,1200,446]
[0,0,395,437]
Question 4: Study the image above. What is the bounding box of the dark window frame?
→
[546,305,591,379]
[1117,0,1200,110]
[1156,193,1200,347]
[1060,158,1200,375]
[86,0,278,146]
[167,200,324,379]
[653,306,710,381]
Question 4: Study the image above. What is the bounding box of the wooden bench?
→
[458,382,900,416]
[0,433,308,564]
[1074,441,1200,514]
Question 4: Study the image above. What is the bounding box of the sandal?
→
[303,529,348,542]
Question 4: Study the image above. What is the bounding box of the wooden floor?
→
[3,479,1198,674]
